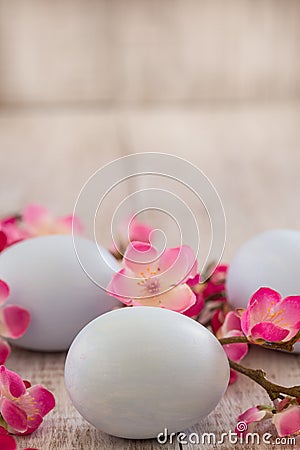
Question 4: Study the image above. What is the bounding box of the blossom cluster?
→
[0,204,83,253]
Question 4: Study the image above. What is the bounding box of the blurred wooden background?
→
[0,0,300,261]
[1,2,300,449]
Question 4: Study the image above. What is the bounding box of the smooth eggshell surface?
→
[0,235,121,351]
[65,307,229,439]
[227,229,300,353]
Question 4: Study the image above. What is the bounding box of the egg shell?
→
[65,306,229,439]
[0,235,121,351]
[227,229,300,353]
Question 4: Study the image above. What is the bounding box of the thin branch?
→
[219,336,248,345]
[229,359,300,401]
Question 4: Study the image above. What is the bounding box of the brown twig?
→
[229,359,300,401]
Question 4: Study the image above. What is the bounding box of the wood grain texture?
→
[0,0,300,104]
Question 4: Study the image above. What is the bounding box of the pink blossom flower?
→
[272,401,300,437]
[240,287,300,344]
[193,264,229,325]
[235,406,272,435]
[0,280,30,365]
[273,396,298,412]
[110,215,154,258]
[107,241,198,313]
[183,291,204,317]
[211,308,225,335]
[22,204,83,237]
[216,311,248,362]
[0,217,28,252]
[0,427,17,450]
[214,310,248,384]
[0,366,55,435]
[182,274,204,317]
[202,264,228,300]
[0,426,38,449]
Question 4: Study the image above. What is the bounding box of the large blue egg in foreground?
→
[65,307,229,439]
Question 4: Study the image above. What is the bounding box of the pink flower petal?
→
[211,309,224,335]
[240,288,283,338]
[0,366,26,398]
[159,284,196,313]
[238,406,268,424]
[229,369,238,384]
[209,264,228,283]
[106,267,144,303]
[22,205,49,227]
[222,330,248,362]
[27,385,56,417]
[0,231,8,252]
[221,311,242,335]
[0,280,10,306]
[0,338,10,365]
[131,297,162,308]
[276,396,294,412]
[186,273,200,287]
[202,264,228,298]
[59,215,84,235]
[183,292,204,317]
[19,414,43,435]
[110,216,153,256]
[129,222,153,243]
[132,284,196,312]
[246,288,282,328]
[1,217,18,226]
[248,287,282,308]
[240,307,251,337]
[158,245,198,286]
[2,305,31,339]
[1,399,28,433]
[235,406,272,436]
[250,321,289,343]
[0,434,17,450]
[1,223,28,246]
[276,295,300,330]
[123,241,159,274]
[273,405,300,437]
